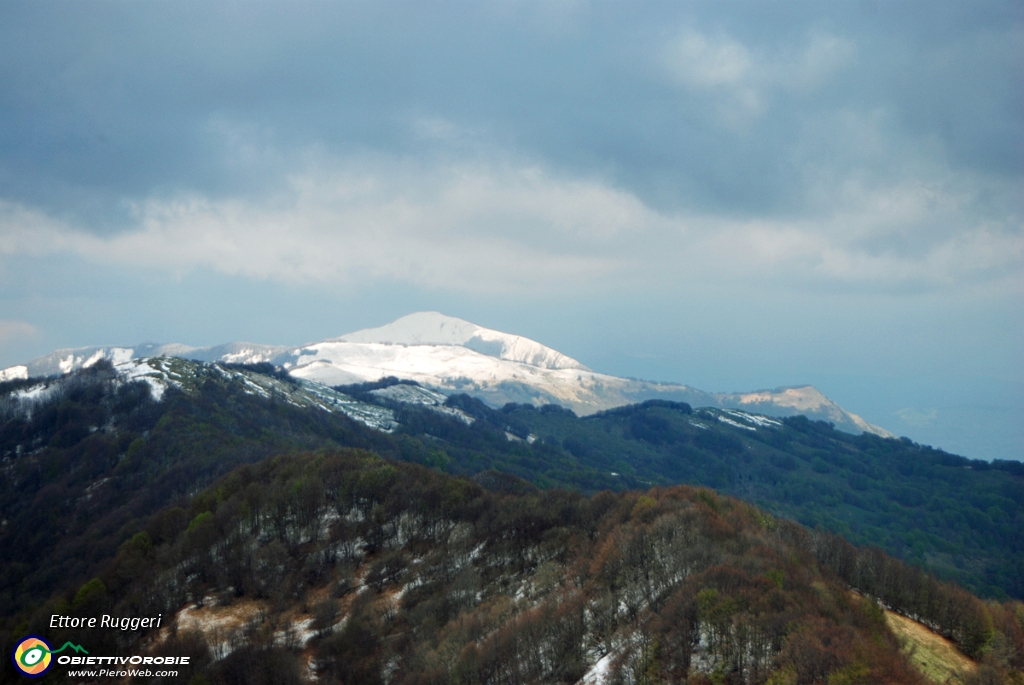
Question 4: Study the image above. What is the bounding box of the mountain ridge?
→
[1,312,893,438]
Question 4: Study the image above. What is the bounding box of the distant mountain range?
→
[0,311,892,437]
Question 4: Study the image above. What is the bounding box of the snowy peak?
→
[335,312,589,372]
[336,312,481,346]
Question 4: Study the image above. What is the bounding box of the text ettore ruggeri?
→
[50,613,163,631]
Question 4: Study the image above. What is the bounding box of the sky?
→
[0,1,1021,461]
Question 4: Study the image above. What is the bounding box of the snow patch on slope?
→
[12,382,59,404]
[0,365,27,382]
[369,384,474,425]
[116,358,171,400]
[577,652,614,685]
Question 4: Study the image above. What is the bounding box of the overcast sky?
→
[1,1,1021,460]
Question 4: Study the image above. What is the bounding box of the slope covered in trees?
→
[374,392,1024,600]
[7,449,1024,684]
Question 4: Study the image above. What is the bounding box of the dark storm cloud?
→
[1,1,1019,222]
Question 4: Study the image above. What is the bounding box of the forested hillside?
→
[338,381,1024,600]
[490,399,1024,600]
[8,449,1024,684]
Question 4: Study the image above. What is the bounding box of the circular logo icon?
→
[12,636,52,677]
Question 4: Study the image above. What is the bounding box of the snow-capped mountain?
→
[0,312,893,437]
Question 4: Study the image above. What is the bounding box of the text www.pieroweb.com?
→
[68,668,178,678]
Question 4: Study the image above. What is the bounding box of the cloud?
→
[0,161,653,293]
[665,31,753,88]
[0,4,1016,237]
[1,152,1019,296]
[0,320,38,342]
[788,32,858,88]
[662,29,856,119]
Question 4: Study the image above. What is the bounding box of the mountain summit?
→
[1,312,892,436]
[334,311,589,371]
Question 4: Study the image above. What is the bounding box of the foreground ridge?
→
[19,449,1024,684]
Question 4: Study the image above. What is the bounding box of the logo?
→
[11,636,88,677]
[12,636,51,677]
